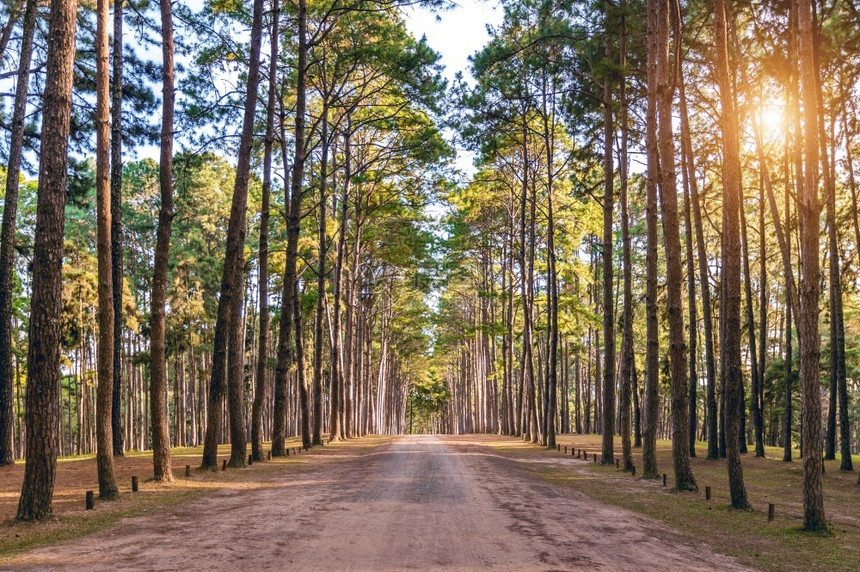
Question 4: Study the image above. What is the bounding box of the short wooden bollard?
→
[86,491,94,510]
[593,453,597,463]
[185,464,191,477]
[616,459,620,469]
[131,476,139,492]
[564,446,568,454]
[662,474,667,486]
[267,451,272,460]
[768,503,775,522]
[631,465,636,476]
[248,454,253,465]
[286,448,290,456]
[222,459,227,471]
[705,486,711,500]
[557,444,560,452]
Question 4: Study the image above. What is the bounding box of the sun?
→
[759,101,785,137]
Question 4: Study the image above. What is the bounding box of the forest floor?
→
[512,434,860,572]
[0,435,753,570]
[0,437,314,556]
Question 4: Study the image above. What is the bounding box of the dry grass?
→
[487,434,860,572]
[0,437,383,558]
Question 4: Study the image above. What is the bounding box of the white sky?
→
[403,0,502,85]
[403,1,503,177]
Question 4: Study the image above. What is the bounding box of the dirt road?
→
[5,435,751,571]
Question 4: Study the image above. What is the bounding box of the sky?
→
[402,1,504,177]
[403,0,503,85]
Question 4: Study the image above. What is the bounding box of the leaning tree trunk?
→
[0,0,37,466]
[16,0,78,521]
[202,0,264,469]
[797,0,827,532]
[149,0,175,483]
[656,0,696,492]
[95,0,119,499]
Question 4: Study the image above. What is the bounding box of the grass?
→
[0,437,381,559]
[488,434,860,571]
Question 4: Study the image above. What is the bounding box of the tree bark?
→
[312,106,329,447]
[600,4,615,465]
[0,0,37,466]
[252,0,279,462]
[714,0,749,509]
[150,0,175,483]
[110,0,124,457]
[618,0,634,472]
[679,67,718,461]
[797,0,827,532]
[16,0,78,521]
[202,0,264,468]
[95,0,119,499]
[642,0,660,480]
[656,0,695,491]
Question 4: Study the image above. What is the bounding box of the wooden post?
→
[616,459,620,469]
[593,453,597,462]
[564,446,568,454]
[286,448,290,456]
[705,486,711,500]
[768,503,775,522]
[222,459,227,471]
[131,476,138,492]
[86,491,94,510]
[662,474,667,486]
[557,444,560,451]
[248,454,253,465]
[267,451,272,460]
[185,464,191,477]
[631,465,636,476]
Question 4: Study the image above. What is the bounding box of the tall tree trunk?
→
[679,67,718,461]
[757,172,768,458]
[252,0,279,462]
[330,127,350,442]
[312,106,329,447]
[600,5,616,465]
[0,0,37,466]
[740,197,761,458]
[110,0,124,457]
[202,0,264,468]
[227,272,246,467]
[618,0,634,472]
[95,0,119,499]
[797,0,827,532]
[16,0,78,521]
[656,0,696,491]
[642,0,660,480]
[714,0,749,509]
[149,0,175,483]
[681,141,697,459]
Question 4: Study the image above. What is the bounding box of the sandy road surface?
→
[5,435,751,571]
